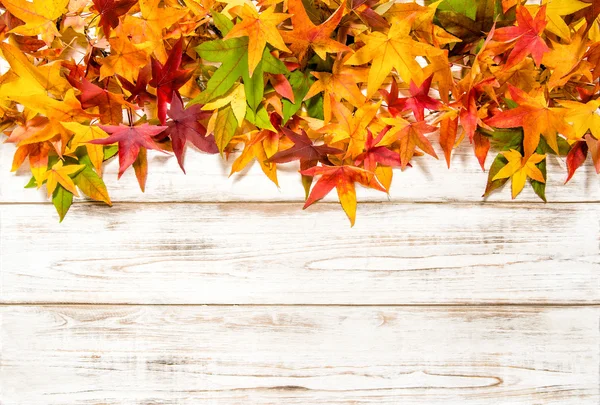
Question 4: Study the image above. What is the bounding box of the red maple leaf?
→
[300,164,386,226]
[77,78,137,124]
[268,126,343,166]
[89,123,168,178]
[117,65,154,107]
[91,0,137,37]
[380,76,442,121]
[159,95,218,173]
[354,127,403,172]
[150,38,194,125]
[492,5,550,70]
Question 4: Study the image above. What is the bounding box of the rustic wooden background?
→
[1,132,599,404]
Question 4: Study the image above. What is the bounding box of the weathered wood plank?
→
[1,305,598,404]
[1,202,598,304]
[2,138,599,203]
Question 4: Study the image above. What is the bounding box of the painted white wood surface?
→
[1,305,598,405]
[1,203,599,304]
[2,139,600,203]
[2,127,600,404]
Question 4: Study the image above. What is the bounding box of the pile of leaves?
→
[1,0,599,225]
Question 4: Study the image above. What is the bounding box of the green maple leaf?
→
[191,37,287,114]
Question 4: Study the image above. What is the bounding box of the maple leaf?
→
[379,117,438,169]
[300,164,386,226]
[99,37,151,83]
[8,89,93,153]
[345,17,443,97]
[160,95,218,172]
[201,84,247,127]
[118,0,187,63]
[0,42,70,98]
[385,1,460,46]
[351,0,389,30]
[61,122,109,174]
[527,0,590,39]
[77,78,137,125]
[492,149,545,199]
[317,98,381,159]
[150,38,194,125]
[192,36,288,109]
[380,76,442,121]
[280,0,349,66]
[89,123,168,181]
[268,126,343,165]
[565,139,588,183]
[91,0,137,36]
[42,160,85,198]
[304,55,368,124]
[117,65,154,107]
[224,4,290,76]
[486,84,574,159]
[541,29,593,90]
[560,99,600,139]
[2,0,68,45]
[230,129,279,185]
[354,127,402,173]
[492,5,550,70]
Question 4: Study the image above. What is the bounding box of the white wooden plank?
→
[1,305,598,404]
[2,137,600,203]
[1,202,598,304]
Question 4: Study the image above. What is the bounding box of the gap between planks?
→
[2,303,599,307]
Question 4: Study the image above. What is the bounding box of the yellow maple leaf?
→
[225,4,290,76]
[2,0,69,46]
[527,0,590,39]
[0,42,70,98]
[304,55,368,124]
[201,84,247,127]
[560,99,600,140]
[345,17,443,97]
[42,160,86,198]
[61,122,109,174]
[99,38,152,83]
[492,149,546,199]
[318,99,381,159]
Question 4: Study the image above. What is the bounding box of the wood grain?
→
[2,138,599,204]
[1,202,598,305]
[1,305,598,404]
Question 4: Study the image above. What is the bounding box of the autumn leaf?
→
[379,117,438,169]
[61,122,109,174]
[42,160,85,198]
[492,148,545,199]
[99,37,151,83]
[88,123,168,182]
[281,0,349,66]
[485,84,574,159]
[77,78,137,125]
[559,99,600,139]
[2,0,69,45]
[318,98,381,159]
[160,95,218,172]
[492,5,550,70]
[345,17,443,96]
[304,55,368,124]
[380,76,442,121]
[300,165,386,226]
[565,139,588,183]
[527,0,590,39]
[92,0,137,36]
[150,38,194,125]
[224,4,290,76]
